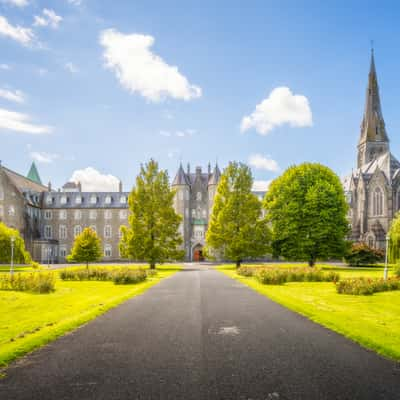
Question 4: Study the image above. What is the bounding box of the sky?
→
[1,0,400,192]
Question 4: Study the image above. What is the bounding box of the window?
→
[90,225,97,233]
[59,225,67,240]
[104,225,112,239]
[194,226,204,239]
[373,187,383,216]
[44,210,52,220]
[89,210,97,220]
[0,185,4,200]
[59,210,67,220]
[192,209,196,218]
[105,195,112,204]
[44,225,52,239]
[8,205,15,216]
[202,210,207,218]
[74,210,82,220]
[74,225,82,237]
[120,195,127,204]
[119,210,127,220]
[60,196,67,205]
[75,196,82,204]
[196,192,202,201]
[59,246,67,258]
[46,196,53,205]
[104,210,112,219]
[90,195,97,204]
[104,245,112,257]
[368,237,374,248]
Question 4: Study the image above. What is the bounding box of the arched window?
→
[373,187,383,216]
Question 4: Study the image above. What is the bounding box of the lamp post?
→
[47,247,51,269]
[384,234,390,281]
[10,236,15,276]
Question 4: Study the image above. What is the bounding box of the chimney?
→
[78,181,82,192]
[48,181,52,192]
[119,180,123,193]
[187,163,190,175]
[196,166,202,176]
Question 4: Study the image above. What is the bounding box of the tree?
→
[264,163,349,266]
[67,227,102,269]
[205,162,270,268]
[344,242,384,266]
[119,159,184,269]
[389,212,400,263]
[0,222,31,264]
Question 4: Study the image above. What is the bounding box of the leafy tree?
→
[0,222,31,264]
[205,162,270,268]
[264,163,349,266]
[389,212,400,263]
[119,159,184,269]
[67,227,102,269]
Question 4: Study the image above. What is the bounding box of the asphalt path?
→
[1,265,399,400]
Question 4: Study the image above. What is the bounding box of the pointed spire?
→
[27,162,42,185]
[359,48,389,145]
[172,163,189,186]
[208,163,221,186]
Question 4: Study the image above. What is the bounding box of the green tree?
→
[119,159,184,269]
[0,222,31,264]
[67,227,102,269]
[264,163,349,266]
[389,212,400,263]
[205,162,270,268]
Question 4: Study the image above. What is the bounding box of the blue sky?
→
[1,0,400,191]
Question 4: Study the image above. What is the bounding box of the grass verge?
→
[0,265,180,369]
[219,264,400,361]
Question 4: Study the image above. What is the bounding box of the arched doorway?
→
[192,244,204,262]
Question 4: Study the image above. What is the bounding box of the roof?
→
[208,164,221,185]
[172,164,190,186]
[27,162,42,185]
[42,191,130,209]
[3,166,47,194]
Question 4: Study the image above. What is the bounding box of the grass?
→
[219,264,400,361]
[0,265,36,272]
[0,264,181,369]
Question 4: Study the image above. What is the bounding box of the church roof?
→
[172,163,190,186]
[27,162,42,185]
[359,50,389,145]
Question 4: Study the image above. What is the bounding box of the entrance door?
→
[193,246,204,262]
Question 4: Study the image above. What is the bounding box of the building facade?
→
[344,51,400,249]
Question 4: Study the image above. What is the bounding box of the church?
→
[344,50,400,249]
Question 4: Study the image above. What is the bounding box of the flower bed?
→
[0,272,56,293]
[336,277,400,295]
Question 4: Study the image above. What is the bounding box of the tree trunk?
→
[150,262,156,270]
[236,260,241,268]
[86,261,89,270]
[308,258,315,267]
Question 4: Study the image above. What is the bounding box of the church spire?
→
[27,162,42,185]
[357,49,389,167]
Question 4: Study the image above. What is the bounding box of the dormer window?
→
[90,195,97,204]
[46,196,53,205]
[60,196,67,205]
[120,195,127,204]
[75,196,82,205]
[105,195,112,204]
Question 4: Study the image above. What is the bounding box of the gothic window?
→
[368,237,374,248]
[372,187,383,216]
[104,225,112,239]
[197,192,202,201]
[59,225,67,240]
[59,246,67,258]
[74,225,82,237]
[104,245,112,257]
[44,225,52,239]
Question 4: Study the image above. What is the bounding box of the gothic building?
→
[344,51,400,249]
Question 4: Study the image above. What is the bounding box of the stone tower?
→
[357,49,389,168]
[208,163,221,210]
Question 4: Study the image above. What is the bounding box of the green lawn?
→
[0,265,180,368]
[219,264,400,361]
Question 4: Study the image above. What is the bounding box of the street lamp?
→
[10,236,15,276]
[384,234,390,281]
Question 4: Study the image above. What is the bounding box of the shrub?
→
[59,267,111,281]
[253,267,340,285]
[237,266,256,277]
[344,243,384,267]
[394,265,400,278]
[336,277,400,295]
[0,272,56,293]
[31,261,42,270]
[112,269,147,285]
[146,269,158,277]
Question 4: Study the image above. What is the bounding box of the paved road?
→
[1,266,399,400]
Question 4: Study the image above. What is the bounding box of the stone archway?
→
[192,244,204,262]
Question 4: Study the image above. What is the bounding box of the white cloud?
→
[64,62,79,73]
[159,129,196,138]
[99,29,202,102]
[0,15,34,46]
[30,151,59,164]
[248,154,279,172]
[0,63,11,70]
[0,88,25,104]
[33,9,62,29]
[241,87,312,135]
[70,167,120,192]
[252,180,271,192]
[0,107,52,134]
[0,0,29,7]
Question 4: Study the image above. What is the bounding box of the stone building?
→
[344,50,400,249]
